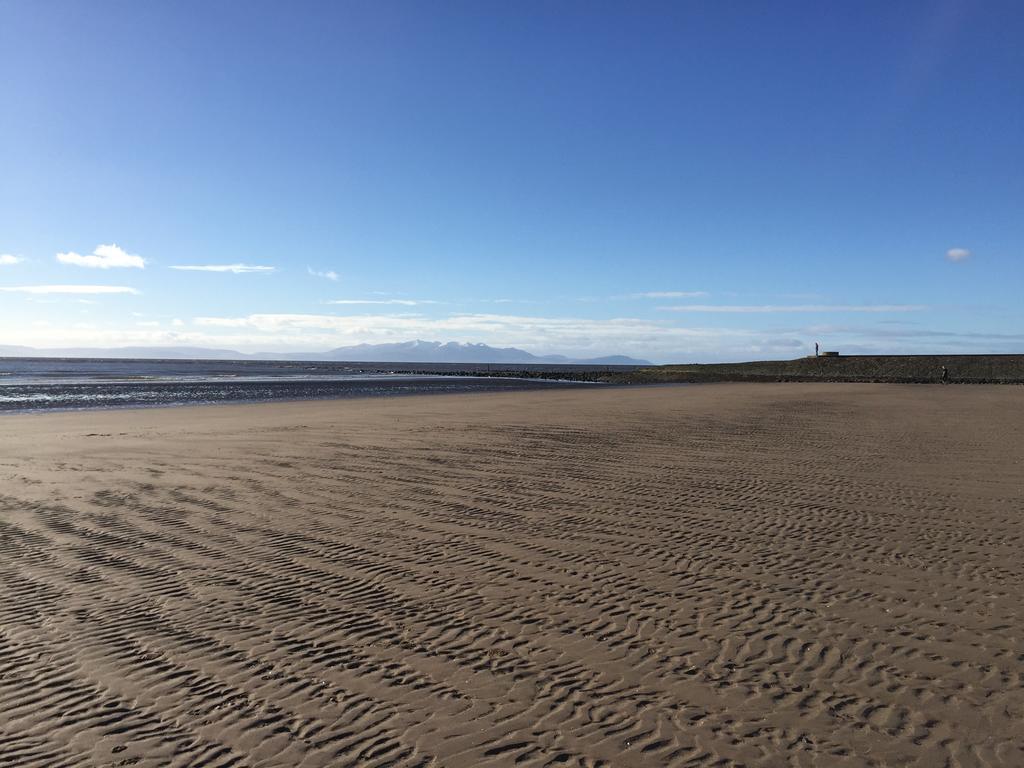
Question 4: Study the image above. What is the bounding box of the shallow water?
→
[0,358,593,412]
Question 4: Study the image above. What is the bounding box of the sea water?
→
[0,357,598,412]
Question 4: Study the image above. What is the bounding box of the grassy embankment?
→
[608,355,1024,385]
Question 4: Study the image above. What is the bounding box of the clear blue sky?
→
[1,0,1021,362]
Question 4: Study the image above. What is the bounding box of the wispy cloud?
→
[10,309,1013,362]
[629,291,708,299]
[191,316,251,327]
[57,244,145,269]
[190,312,749,356]
[0,285,140,295]
[807,323,1024,341]
[170,264,276,274]
[659,304,926,313]
[308,267,339,281]
[479,298,542,304]
[0,254,24,266]
[946,247,971,262]
[164,311,866,362]
[324,299,441,306]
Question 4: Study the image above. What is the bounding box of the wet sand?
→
[1,383,1021,767]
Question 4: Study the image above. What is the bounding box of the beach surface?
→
[1,383,1021,768]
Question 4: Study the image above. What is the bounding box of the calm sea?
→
[0,357,599,413]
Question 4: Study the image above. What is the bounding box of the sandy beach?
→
[0,383,1021,768]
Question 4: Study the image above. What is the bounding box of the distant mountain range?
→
[0,340,651,366]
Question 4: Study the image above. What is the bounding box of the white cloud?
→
[172,318,185,327]
[325,299,440,306]
[658,304,926,313]
[188,312,749,359]
[0,254,24,265]
[629,291,708,298]
[946,248,971,262]
[308,267,339,281]
[192,317,251,327]
[12,308,1011,362]
[5,310,789,363]
[57,244,145,269]
[170,263,276,274]
[0,285,139,295]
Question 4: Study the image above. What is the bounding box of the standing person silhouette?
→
[941,366,949,384]
[815,342,819,357]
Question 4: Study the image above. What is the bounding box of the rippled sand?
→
[1,384,1021,767]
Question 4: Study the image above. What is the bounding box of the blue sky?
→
[1,0,1021,362]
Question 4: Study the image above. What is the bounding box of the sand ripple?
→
[0,384,1021,767]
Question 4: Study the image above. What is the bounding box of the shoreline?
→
[0,379,657,423]
[3,375,1009,418]
[0,373,599,415]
